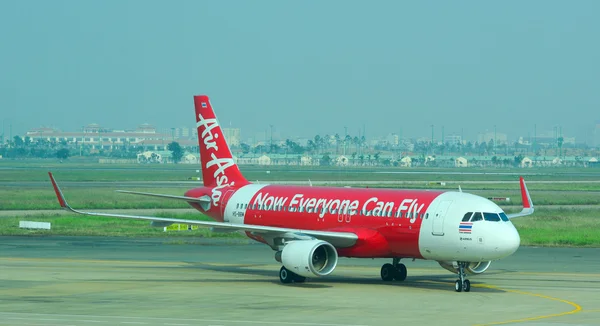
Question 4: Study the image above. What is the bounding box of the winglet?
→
[507,176,534,219]
[48,172,69,209]
[519,176,533,209]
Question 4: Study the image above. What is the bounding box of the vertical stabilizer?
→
[194,95,248,189]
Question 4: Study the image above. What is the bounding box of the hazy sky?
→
[1,0,599,142]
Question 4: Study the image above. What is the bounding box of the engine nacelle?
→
[438,261,492,275]
[280,240,338,278]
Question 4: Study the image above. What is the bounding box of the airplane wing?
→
[49,173,358,248]
[506,176,534,219]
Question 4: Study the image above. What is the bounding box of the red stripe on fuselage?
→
[241,185,443,258]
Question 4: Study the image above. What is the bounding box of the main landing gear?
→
[279,266,306,284]
[380,258,407,282]
[454,262,471,292]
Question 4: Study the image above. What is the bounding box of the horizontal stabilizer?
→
[116,190,211,203]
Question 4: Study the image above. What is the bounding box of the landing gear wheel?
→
[394,263,407,281]
[455,261,471,292]
[293,274,306,283]
[279,266,294,284]
[380,263,395,281]
[463,279,471,292]
[455,280,463,292]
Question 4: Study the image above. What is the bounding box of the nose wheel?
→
[380,258,407,282]
[455,262,471,292]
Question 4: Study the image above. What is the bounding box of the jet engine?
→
[277,240,338,278]
[438,261,492,275]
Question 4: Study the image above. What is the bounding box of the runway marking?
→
[515,271,600,277]
[471,284,582,326]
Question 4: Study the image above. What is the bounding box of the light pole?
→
[431,124,434,154]
[494,125,497,154]
[344,126,347,155]
[270,124,273,153]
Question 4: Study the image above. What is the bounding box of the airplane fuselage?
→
[186,184,520,262]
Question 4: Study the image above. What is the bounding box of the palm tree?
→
[314,135,322,154]
[344,134,352,155]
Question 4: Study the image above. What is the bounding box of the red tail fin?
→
[194,95,248,188]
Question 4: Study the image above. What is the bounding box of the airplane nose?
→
[498,225,520,257]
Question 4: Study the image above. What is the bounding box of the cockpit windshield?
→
[483,212,501,222]
[464,212,508,222]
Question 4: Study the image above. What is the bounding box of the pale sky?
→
[1,0,598,143]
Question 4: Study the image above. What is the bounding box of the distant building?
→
[477,132,507,145]
[385,133,399,146]
[594,122,600,147]
[25,123,197,151]
[222,128,241,147]
[445,134,462,145]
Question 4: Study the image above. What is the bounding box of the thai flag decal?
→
[459,222,473,233]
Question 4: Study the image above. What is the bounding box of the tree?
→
[13,136,23,148]
[320,154,332,166]
[168,141,184,163]
[240,143,250,154]
[314,135,322,154]
[56,148,70,160]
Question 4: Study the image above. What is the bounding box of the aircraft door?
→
[220,189,235,221]
[432,200,452,236]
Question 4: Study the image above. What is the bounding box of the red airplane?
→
[49,95,534,292]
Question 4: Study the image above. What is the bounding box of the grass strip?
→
[1,208,598,247]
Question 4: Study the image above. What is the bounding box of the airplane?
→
[49,94,534,293]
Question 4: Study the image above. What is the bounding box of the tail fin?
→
[194,95,248,188]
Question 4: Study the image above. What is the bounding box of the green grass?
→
[0,212,243,238]
[2,161,600,182]
[2,186,598,211]
[2,209,598,247]
[512,208,600,247]
[1,162,599,247]
[0,187,190,210]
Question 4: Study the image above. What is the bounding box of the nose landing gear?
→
[380,258,407,282]
[454,262,471,292]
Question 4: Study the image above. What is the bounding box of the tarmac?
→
[1,236,599,326]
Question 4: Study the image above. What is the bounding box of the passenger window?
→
[471,212,483,222]
[499,212,509,222]
[483,212,501,222]
[462,212,473,222]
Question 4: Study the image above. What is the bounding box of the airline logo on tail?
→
[194,96,248,207]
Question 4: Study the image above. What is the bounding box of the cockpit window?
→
[462,212,473,222]
[499,212,509,222]
[483,212,501,222]
[471,212,483,222]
